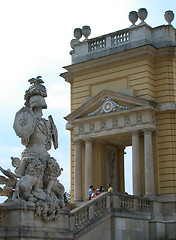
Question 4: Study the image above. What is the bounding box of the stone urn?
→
[82,25,91,41]
[164,10,174,24]
[128,11,138,26]
[70,39,78,50]
[138,8,148,23]
[73,28,82,42]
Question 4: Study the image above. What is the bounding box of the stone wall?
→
[0,192,176,239]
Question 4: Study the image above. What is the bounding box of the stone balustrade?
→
[70,192,109,230]
[71,24,176,64]
[70,192,152,232]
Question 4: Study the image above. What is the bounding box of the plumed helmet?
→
[24,76,47,107]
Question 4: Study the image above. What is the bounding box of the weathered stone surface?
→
[0,76,64,222]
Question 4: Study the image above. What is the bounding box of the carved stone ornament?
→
[88,97,130,116]
[89,123,95,131]
[13,107,36,139]
[0,77,65,221]
[48,115,58,149]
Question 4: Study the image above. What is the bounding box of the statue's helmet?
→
[24,76,47,109]
[29,95,47,109]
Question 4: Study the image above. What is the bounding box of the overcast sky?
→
[0,0,175,201]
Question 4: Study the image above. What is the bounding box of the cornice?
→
[61,45,157,78]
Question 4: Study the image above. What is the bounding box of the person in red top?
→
[91,188,96,198]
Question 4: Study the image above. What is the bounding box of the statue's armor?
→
[24,118,52,151]
[17,118,52,176]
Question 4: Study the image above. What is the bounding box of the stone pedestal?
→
[0,201,73,240]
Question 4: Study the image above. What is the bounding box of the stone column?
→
[144,130,155,195]
[132,131,141,195]
[74,140,82,201]
[85,139,93,200]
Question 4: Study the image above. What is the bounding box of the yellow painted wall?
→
[67,45,176,199]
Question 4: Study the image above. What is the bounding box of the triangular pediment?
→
[65,90,157,122]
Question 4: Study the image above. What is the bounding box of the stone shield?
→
[13,107,36,139]
[48,115,58,149]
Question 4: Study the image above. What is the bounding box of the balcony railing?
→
[70,192,151,232]
[88,37,106,51]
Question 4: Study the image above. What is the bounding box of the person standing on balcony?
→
[107,183,113,192]
[97,185,105,195]
[91,188,96,198]
[88,185,93,200]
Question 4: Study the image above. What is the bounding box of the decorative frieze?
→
[152,114,156,123]
[136,113,143,123]
[100,121,106,130]
[112,118,118,128]
[124,115,130,125]
[74,110,156,137]
[79,125,84,133]
[89,123,95,132]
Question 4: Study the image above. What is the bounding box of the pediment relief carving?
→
[88,97,131,116]
[65,90,158,124]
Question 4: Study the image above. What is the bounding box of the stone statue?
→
[0,76,65,221]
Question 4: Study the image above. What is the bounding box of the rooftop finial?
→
[129,11,138,27]
[73,28,82,42]
[138,8,148,24]
[164,10,174,25]
[82,26,91,41]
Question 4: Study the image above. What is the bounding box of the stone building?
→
[0,9,176,240]
[59,9,176,239]
[61,10,176,202]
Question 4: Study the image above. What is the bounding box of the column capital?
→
[84,138,93,144]
[143,127,155,134]
[73,139,82,145]
[131,130,140,136]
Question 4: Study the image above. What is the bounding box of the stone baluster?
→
[144,129,155,195]
[74,140,82,201]
[85,139,93,200]
[132,131,142,195]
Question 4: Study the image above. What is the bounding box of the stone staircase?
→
[70,192,154,240]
